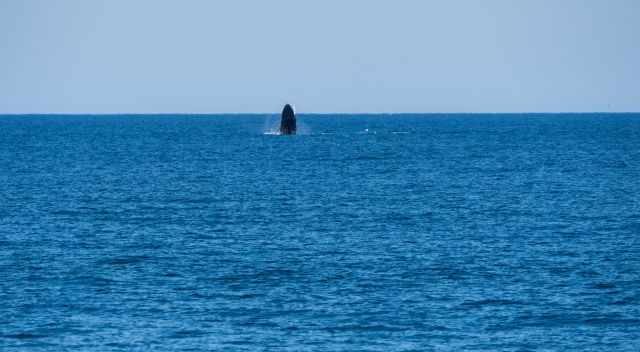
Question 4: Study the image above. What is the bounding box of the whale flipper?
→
[280,104,296,135]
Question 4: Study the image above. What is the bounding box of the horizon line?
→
[1,112,639,116]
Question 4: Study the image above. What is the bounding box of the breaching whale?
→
[280,104,296,135]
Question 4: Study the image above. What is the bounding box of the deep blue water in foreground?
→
[1,113,640,351]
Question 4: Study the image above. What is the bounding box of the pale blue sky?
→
[1,0,638,113]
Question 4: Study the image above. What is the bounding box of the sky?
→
[1,0,639,113]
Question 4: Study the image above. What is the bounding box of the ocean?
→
[1,113,639,351]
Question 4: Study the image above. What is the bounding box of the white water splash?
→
[262,114,311,135]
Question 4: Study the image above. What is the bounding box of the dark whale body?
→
[280,104,296,135]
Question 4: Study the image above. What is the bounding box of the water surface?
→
[1,114,639,351]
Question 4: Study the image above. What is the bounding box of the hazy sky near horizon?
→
[1,0,639,113]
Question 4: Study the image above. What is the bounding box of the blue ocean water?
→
[1,113,639,351]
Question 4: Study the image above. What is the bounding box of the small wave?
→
[167,330,209,339]
[99,255,148,266]
[609,295,639,305]
[3,332,48,340]
[51,209,81,217]
[584,317,640,326]
[324,324,407,333]
[591,282,616,290]
[460,299,523,308]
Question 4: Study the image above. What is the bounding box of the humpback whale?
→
[280,104,296,135]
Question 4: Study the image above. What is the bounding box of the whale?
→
[280,104,296,135]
